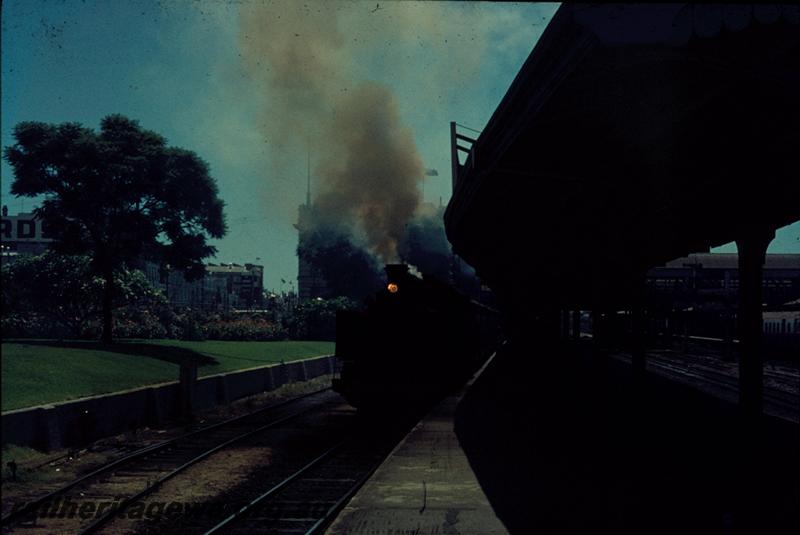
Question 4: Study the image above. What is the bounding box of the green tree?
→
[4,115,226,342]
[1,252,164,338]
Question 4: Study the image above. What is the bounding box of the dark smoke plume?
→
[297,226,384,300]
[398,208,452,282]
[241,1,423,262]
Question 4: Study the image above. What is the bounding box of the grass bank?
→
[1,340,334,411]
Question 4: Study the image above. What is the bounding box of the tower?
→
[295,153,328,300]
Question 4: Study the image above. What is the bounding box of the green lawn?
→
[1,340,334,411]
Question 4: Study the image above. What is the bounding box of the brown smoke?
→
[240,1,424,261]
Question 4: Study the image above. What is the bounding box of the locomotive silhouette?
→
[332,264,499,410]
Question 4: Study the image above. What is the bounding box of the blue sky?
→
[2,1,797,289]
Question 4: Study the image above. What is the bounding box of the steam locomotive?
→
[332,264,500,410]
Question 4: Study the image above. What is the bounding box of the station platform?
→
[325,357,508,535]
[328,340,799,534]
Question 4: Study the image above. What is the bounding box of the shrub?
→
[204,316,287,341]
[1,312,71,339]
[1,253,165,339]
[285,296,357,341]
[114,308,168,339]
[172,309,207,341]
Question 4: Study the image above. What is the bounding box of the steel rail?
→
[74,399,332,535]
[642,355,799,413]
[2,387,331,527]
[302,457,381,535]
[203,441,347,535]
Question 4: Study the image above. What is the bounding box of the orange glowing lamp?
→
[387,283,399,293]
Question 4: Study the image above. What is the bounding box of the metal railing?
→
[449,122,480,190]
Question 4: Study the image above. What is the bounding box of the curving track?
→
[1,388,339,534]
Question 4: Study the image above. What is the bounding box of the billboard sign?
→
[0,213,52,243]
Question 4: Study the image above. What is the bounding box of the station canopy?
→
[445,4,800,309]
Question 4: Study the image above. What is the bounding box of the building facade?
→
[295,202,329,301]
[645,253,800,341]
[3,206,263,310]
[647,253,800,308]
[142,262,265,311]
[205,263,264,309]
[0,208,52,264]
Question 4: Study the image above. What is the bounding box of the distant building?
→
[295,202,328,301]
[143,262,265,311]
[206,263,264,309]
[142,262,229,310]
[0,207,52,264]
[294,160,330,301]
[647,253,800,308]
[763,310,800,335]
[1,207,264,310]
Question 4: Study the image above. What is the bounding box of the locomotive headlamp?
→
[387,283,399,293]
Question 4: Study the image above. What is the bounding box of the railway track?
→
[653,349,798,387]
[131,407,417,535]
[645,355,799,414]
[202,436,389,535]
[612,351,799,421]
[1,388,339,534]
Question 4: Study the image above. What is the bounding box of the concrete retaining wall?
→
[1,355,335,452]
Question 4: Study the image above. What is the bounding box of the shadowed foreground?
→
[455,341,800,534]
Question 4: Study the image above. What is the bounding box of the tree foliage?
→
[1,252,164,338]
[4,115,227,340]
